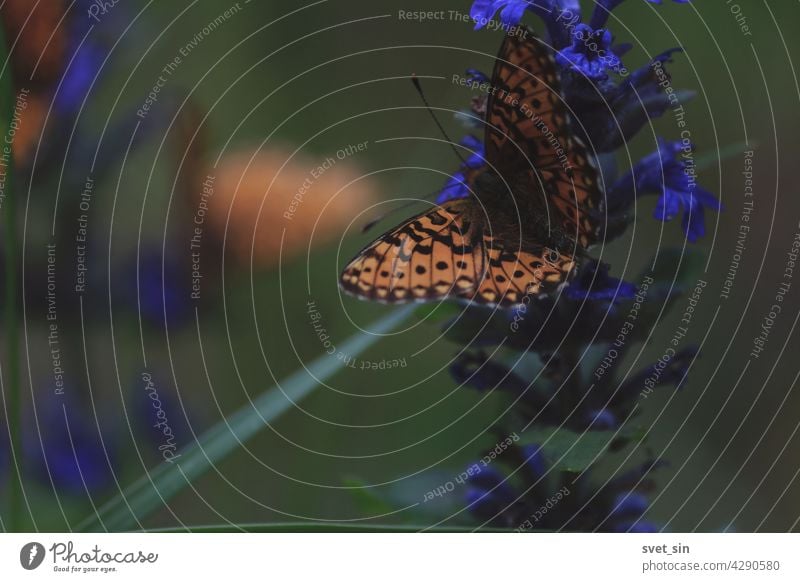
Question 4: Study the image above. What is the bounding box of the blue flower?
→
[26,390,116,495]
[450,345,696,432]
[436,135,485,203]
[464,444,547,526]
[464,442,661,531]
[562,46,685,152]
[417,0,712,534]
[610,139,721,242]
[470,1,582,37]
[565,260,637,302]
[464,466,520,516]
[465,68,489,86]
[438,171,472,203]
[54,27,107,116]
[609,493,658,532]
[470,0,531,30]
[585,408,618,430]
[556,24,624,81]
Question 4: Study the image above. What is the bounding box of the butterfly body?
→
[471,170,580,257]
[340,26,604,307]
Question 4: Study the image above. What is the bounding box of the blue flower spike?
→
[610,139,721,242]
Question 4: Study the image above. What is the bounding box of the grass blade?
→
[78,305,417,532]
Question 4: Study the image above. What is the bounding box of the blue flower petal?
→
[587,408,618,429]
[611,492,650,518]
[437,135,485,203]
[566,260,637,302]
[522,444,547,477]
[499,0,529,27]
[612,139,719,241]
[27,392,116,495]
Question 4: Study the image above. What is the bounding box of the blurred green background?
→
[2,0,799,532]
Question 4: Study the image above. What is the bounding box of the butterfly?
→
[340,26,605,307]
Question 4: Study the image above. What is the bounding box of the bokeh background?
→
[1,0,799,532]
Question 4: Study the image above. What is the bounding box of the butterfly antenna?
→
[411,75,468,166]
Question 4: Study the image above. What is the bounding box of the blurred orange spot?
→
[1,0,67,90]
[207,147,378,268]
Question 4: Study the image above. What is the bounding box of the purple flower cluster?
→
[436,0,712,532]
[447,0,718,241]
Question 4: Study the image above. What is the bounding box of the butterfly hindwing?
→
[340,201,483,303]
[340,201,575,306]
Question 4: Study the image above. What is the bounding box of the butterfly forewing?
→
[486,27,604,246]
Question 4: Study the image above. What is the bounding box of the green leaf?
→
[519,427,617,473]
[342,477,398,517]
[520,424,647,473]
[77,305,417,532]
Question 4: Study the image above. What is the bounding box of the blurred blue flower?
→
[115,248,193,329]
[610,139,721,242]
[27,390,116,495]
[54,24,107,116]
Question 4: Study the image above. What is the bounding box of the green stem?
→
[0,23,22,532]
[4,150,19,534]
[77,304,417,532]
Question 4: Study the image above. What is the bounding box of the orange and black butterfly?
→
[340,26,605,307]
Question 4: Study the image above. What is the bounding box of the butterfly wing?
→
[339,200,575,306]
[475,234,576,305]
[340,201,483,303]
[485,27,604,247]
